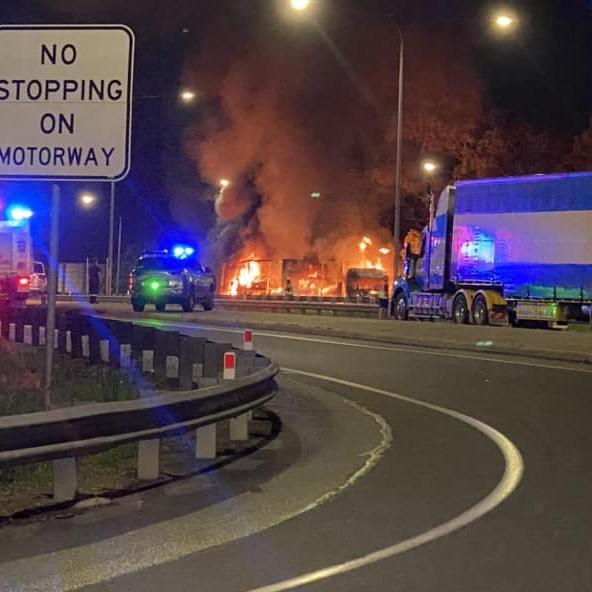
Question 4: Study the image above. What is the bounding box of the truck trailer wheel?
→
[452,294,470,324]
[392,293,409,320]
[472,295,489,326]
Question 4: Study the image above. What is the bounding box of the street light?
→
[290,0,311,11]
[422,160,439,174]
[180,90,196,103]
[220,179,231,189]
[492,10,518,32]
[79,192,97,208]
[494,13,515,29]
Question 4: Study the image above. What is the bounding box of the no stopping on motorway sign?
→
[0,25,134,181]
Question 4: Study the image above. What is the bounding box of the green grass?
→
[0,339,142,499]
[0,339,139,417]
[0,444,138,517]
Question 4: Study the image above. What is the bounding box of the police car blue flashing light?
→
[173,245,195,259]
[6,204,33,222]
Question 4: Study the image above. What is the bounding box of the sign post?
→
[0,25,134,405]
[44,185,60,409]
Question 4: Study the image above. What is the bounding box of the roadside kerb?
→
[144,316,592,367]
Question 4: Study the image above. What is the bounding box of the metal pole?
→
[116,215,122,295]
[107,181,115,296]
[392,28,404,284]
[44,184,60,410]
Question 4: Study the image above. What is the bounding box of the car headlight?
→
[168,280,183,288]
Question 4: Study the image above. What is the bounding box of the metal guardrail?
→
[56,294,380,318]
[0,307,278,502]
[0,364,277,466]
[216,298,379,318]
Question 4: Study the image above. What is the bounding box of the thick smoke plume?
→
[183,8,483,265]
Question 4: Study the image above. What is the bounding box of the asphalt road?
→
[2,306,592,591]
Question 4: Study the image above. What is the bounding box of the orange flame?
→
[228,259,263,296]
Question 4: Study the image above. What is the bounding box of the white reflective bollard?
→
[53,458,77,502]
[195,423,217,460]
[243,329,254,351]
[137,439,160,481]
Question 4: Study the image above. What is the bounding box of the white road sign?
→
[0,25,134,181]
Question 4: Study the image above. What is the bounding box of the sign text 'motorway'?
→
[0,25,134,181]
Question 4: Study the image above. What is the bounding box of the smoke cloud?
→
[183,7,483,265]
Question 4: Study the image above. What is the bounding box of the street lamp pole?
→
[115,215,122,295]
[392,24,404,285]
[107,181,115,296]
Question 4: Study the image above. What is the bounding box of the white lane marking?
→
[131,318,592,375]
[244,368,525,592]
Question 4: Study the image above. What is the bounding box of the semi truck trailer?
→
[0,219,33,305]
[392,172,592,327]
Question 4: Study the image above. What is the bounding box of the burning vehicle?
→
[219,237,392,300]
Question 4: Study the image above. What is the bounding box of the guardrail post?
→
[154,330,180,387]
[57,314,67,353]
[14,308,25,343]
[88,318,102,365]
[31,308,42,346]
[243,330,254,351]
[108,320,133,369]
[223,351,236,381]
[22,308,33,345]
[23,323,33,345]
[137,439,160,480]
[178,335,194,390]
[189,337,206,386]
[131,325,156,374]
[225,352,249,442]
[195,423,217,460]
[70,315,84,359]
[202,342,220,387]
[53,457,77,502]
[100,338,110,363]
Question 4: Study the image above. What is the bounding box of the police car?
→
[129,248,216,313]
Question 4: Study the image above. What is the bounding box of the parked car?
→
[129,251,216,313]
[29,260,48,303]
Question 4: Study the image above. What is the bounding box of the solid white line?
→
[244,368,525,592]
[133,318,592,375]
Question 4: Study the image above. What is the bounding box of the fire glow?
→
[229,259,262,296]
[222,236,392,298]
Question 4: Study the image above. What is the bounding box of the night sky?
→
[0,0,591,263]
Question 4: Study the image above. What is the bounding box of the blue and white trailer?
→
[392,172,592,327]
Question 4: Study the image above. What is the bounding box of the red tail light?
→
[18,277,30,287]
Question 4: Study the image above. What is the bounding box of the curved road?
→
[2,307,591,591]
